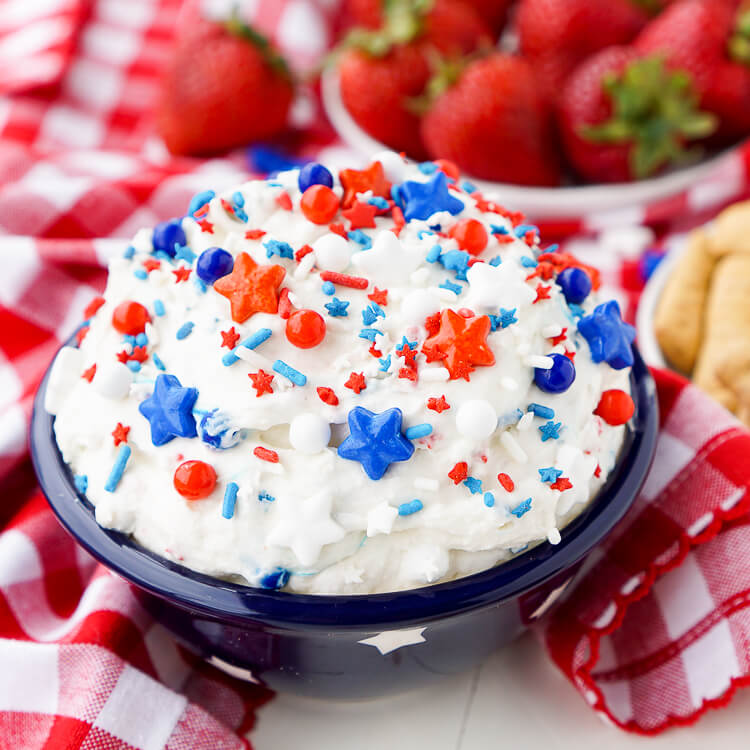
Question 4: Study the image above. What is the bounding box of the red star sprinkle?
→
[564,348,576,363]
[84,296,105,318]
[130,346,148,363]
[245,229,266,240]
[317,386,339,405]
[549,327,568,346]
[116,350,130,363]
[422,309,495,381]
[143,258,161,272]
[295,244,313,262]
[345,372,367,394]
[396,344,417,368]
[81,364,96,382]
[328,222,347,238]
[112,422,130,446]
[197,219,214,234]
[449,462,468,485]
[424,312,441,337]
[367,287,388,306]
[276,192,293,211]
[526,262,556,282]
[339,162,392,208]
[173,266,192,283]
[248,369,274,397]
[220,327,240,349]
[523,230,536,246]
[497,473,515,492]
[254,446,279,463]
[550,477,573,492]
[398,367,417,382]
[213,252,286,323]
[368,343,382,358]
[427,395,450,413]
[342,200,378,229]
[533,284,551,304]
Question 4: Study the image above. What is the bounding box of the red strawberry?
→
[345,0,383,28]
[339,43,431,158]
[635,0,750,140]
[157,17,293,156]
[459,0,514,34]
[558,46,718,183]
[421,54,561,186]
[517,0,649,103]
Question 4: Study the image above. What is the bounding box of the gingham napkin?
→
[2,0,750,746]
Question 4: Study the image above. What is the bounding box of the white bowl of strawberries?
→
[324,0,750,219]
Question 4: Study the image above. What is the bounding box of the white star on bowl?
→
[267,489,345,567]
[358,627,427,655]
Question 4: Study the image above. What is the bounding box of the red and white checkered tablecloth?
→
[2,1,750,747]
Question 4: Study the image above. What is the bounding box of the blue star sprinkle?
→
[510,498,532,518]
[174,244,196,264]
[439,249,471,280]
[379,354,392,372]
[263,239,294,260]
[425,244,442,263]
[399,336,417,351]
[399,172,464,222]
[362,306,378,326]
[498,308,518,328]
[463,476,483,495]
[490,223,508,235]
[359,328,383,341]
[539,421,562,442]
[337,406,415,480]
[577,300,636,370]
[138,373,198,446]
[324,297,349,317]
[348,229,372,249]
[439,279,462,295]
[538,467,563,483]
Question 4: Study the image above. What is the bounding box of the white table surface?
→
[250,631,750,749]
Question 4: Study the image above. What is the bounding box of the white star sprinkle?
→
[358,627,427,655]
[351,231,421,284]
[463,261,535,311]
[366,502,399,537]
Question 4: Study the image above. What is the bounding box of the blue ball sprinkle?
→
[126,360,141,372]
[534,353,576,394]
[483,492,495,508]
[196,247,234,284]
[135,333,148,346]
[153,299,165,317]
[133,269,148,280]
[321,281,335,296]
[152,218,186,257]
[557,267,592,305]
[298,162,333,192]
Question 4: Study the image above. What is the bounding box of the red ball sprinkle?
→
[285,309,326,348]
[300,185,339,225]
[173,460,217,500]
[111,301,150,335]
[594,389,635,426]
[253,446,279,463]
[449,218,488,255]
[317,386,339,405]
[448,462,468,485]
[497,473,514,492]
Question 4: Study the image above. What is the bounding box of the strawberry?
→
[635,0,750,141]
[458,0,514,34]
[339,43,431,158]
[420,54,561,186]
[558,46,718,183]
[517,0,649,103]
[157,16,293,156]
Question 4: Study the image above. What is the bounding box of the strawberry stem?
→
[729,10,750,65]
[224,13,291,78]
[582,56,717,179]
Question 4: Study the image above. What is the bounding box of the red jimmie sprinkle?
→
[278,288,293,319]
[220,198,235,216]
[320,271,368,290]
[449,462,468,485]
[193,203,210,219]
[81,364,96,382]
[84,296,105,319]
[494,234,515,244]
[328,222,347,238]
[245,229,266,240]
[75,325,89,345]
[253,446,279,463]
[276,192,293,211]
[497,473,514,492]
[295,244,313,262]
[317,386,339,406]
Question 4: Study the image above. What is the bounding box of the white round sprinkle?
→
[401,289,441,327]
[420,367,450,382]
[289,413,331,454]
[456,400,497,441]
[294,251,315,278]
[542,324,563,339]
[312,233,350,272]
[501,431,528,463]
[372,149,408,182]
[93,362,132,400]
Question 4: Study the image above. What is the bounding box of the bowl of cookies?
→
[639,200,750,425]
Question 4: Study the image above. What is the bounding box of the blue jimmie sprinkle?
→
[258,491,275,503]
[187,189,215,216]
[418,230,435,241]
[539,421,562,441]
[222,352,238,367]
[367,196,388,209]
[545,243,560,254]
[568,303,585,319]
[528,403,554,420]
[133,269,148,280]
[439,279,462,295]
[425,244,442,263]
[74,474,88,494]
[379,354,391,372]
[126,360,141,373]
[497,408,524,428]
[324,297,349,317]
[461,180,477,193]
[490,224,508,235]
[152,352,166,371]
[321,281,335,296]
[390,184,403,207]
[418,161,438,174]
[515,224,538,238]
[398,499,424,516]
[193,276,207,294]
[358,328,383,342]
[489,255,501,266]
[242,328,273,350]
[153,299,165,317]
[510,498,532,518]
[231,191,245,208]
[176,321,194,340]
[105,445,131,493]
[263,239,294,260]
[259,567,289,590]
[484,492,495,508]
[232,205,249,223]
[348,229,372,250]
[405,423,432,440]
[539,467,563,483]
[135,333,148,346]
[222,482,239,519]
[520,256,538,268]
[123,246,135,259]
[273,359,306,386]
[463,476,483,495]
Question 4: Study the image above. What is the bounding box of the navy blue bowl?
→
[31,347,657,699]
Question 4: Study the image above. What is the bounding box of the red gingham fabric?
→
[2,0,750,745]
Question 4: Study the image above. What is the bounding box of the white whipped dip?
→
[48,153,633,594]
